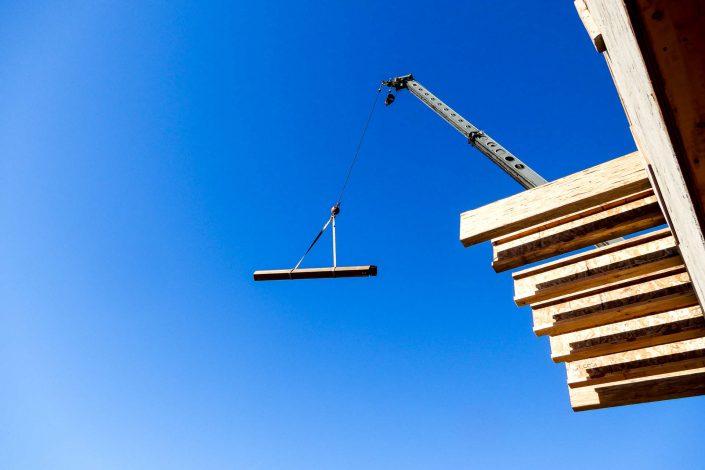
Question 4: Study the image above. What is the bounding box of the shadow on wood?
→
[253,266,377,281]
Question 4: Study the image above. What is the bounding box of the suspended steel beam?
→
[253,266,377,281]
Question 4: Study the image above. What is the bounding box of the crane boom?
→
[382,74,548,189]
[383,73,621,246]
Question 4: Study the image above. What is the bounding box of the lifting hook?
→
[384,91,396,106]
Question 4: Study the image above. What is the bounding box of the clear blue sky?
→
[1,1,703,469]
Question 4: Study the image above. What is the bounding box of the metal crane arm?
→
[383,73,621,247]
[382,74,547,189]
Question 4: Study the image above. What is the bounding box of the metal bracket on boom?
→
[382,73,415,91]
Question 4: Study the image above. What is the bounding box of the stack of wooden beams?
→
[460,152,705,411]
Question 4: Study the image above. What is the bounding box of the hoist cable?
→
[292,86,382,271]
[336,87,382,206]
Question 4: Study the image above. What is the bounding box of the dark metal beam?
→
[253,266,377,281]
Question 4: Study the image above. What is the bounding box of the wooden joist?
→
[513,228,681,306]
[531,266,697,336]
[569,367,705,411]
[253,266,377,281]
[566,338,705,388]
[459,151,649,247]
[549,306,704,362]
[491,191,665,272]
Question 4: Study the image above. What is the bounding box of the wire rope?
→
[292,86,382,270]
[335,87,382,206]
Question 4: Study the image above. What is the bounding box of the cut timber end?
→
[253,265,377,281]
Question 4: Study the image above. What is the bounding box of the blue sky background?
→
[1,1,703,469]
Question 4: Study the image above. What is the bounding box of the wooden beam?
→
[566,337,705,388]
[569,367,705,411]
[514,228,671,287]
[459,151,649,247]
[253,266,377,281]
[631,0,705,218]
[491,191,664,272]
[583,0,705,310]
[513,228,681,306]
[531,266,695,336]
[549,306,704,362]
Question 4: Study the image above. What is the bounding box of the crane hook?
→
[384,88,396,106]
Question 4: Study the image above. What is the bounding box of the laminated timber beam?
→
[531,266,697,336]
[569,367,705,411]
[459,151,650,247]
[566,337,705,389]
[549,305,704,363]
[253,266,377,281]
[513,228,682,306]
[491,190,665,272]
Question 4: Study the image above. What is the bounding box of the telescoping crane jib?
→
[382,73,620,247]
[381,74,548,190]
